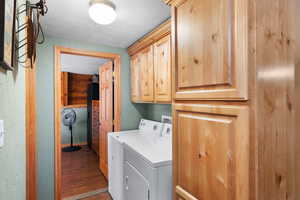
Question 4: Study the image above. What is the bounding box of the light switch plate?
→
[0,120,4,147]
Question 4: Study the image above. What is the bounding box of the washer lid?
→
[108,130,140,143]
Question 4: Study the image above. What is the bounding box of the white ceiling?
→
[61,53,109,74]
[41,0,170,48]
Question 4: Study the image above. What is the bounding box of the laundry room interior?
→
[35,1,174,199]
[0,0,299,200]
[57,44,173,199]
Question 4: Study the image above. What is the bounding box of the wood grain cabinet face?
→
[154,35,172,103]
[91,100,100,155]
[172,0,248,100]
[140,46,154,102]
[173,104,249,200]
[130,54,141,102]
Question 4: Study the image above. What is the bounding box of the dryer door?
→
[124,161,150,200]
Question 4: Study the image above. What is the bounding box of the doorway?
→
[54,46,121,200]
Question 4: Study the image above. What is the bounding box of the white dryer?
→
[123,123,172,200]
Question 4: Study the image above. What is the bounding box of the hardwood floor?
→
[62,145,108,198]
[81,192,112,200]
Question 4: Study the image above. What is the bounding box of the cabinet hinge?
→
[112,71,115,82]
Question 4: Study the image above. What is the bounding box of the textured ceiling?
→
[61,54,109,75]
[41,0,170,48]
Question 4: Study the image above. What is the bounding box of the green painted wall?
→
[0,0,26,199]
[0,68,26,200]
[61,107,87,145]
[144,104,172,122]
[36,35,146,200]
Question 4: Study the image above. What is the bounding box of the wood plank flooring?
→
[62,146,108,198]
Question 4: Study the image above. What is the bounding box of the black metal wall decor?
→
[0,0,48,70]
[18,0,48,67]
[0,0,17,70]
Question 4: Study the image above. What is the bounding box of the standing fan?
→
[62,108,81,152]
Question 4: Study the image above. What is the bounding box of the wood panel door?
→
[154,35,172,103]
[140,46,154,102]
[171,0,248,100]
[99,61,114,179]
[130,54,141,102]
[173,103,249,200]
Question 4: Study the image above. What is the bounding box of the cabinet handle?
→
[198,154,202,159]
[176,186,198,200]
[124,176,129,190]
[198,152,207,159]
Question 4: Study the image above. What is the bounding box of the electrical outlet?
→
[0,120,4,148]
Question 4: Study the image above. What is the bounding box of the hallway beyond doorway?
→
[62,146,107,199]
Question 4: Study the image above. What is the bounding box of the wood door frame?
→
[26,62,37,200]
[54,46,122,200]
[25,16,37,200]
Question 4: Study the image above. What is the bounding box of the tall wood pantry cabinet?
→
[165,0,299,200]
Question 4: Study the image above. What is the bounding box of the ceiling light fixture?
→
[89,0,117,25]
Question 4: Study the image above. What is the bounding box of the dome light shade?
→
[89,0,117,25]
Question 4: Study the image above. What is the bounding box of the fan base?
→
[62,146,82,152]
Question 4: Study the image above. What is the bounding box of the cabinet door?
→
[173,103,249,200]
[171,0,248,100]
[124,161,149,200]
[154,35,171,103]
[140,46,154,102]
[130,54,141,102]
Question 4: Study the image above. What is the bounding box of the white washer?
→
[108,130,137,200]
[108,119,166,200]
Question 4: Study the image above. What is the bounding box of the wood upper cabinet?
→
[154,35,172,103]
[129,38,172,103]
[128,19,172,104]
[173,103,249,200]
[171,0,248,100]
[130,54,141,102]
[140,46,154,102]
